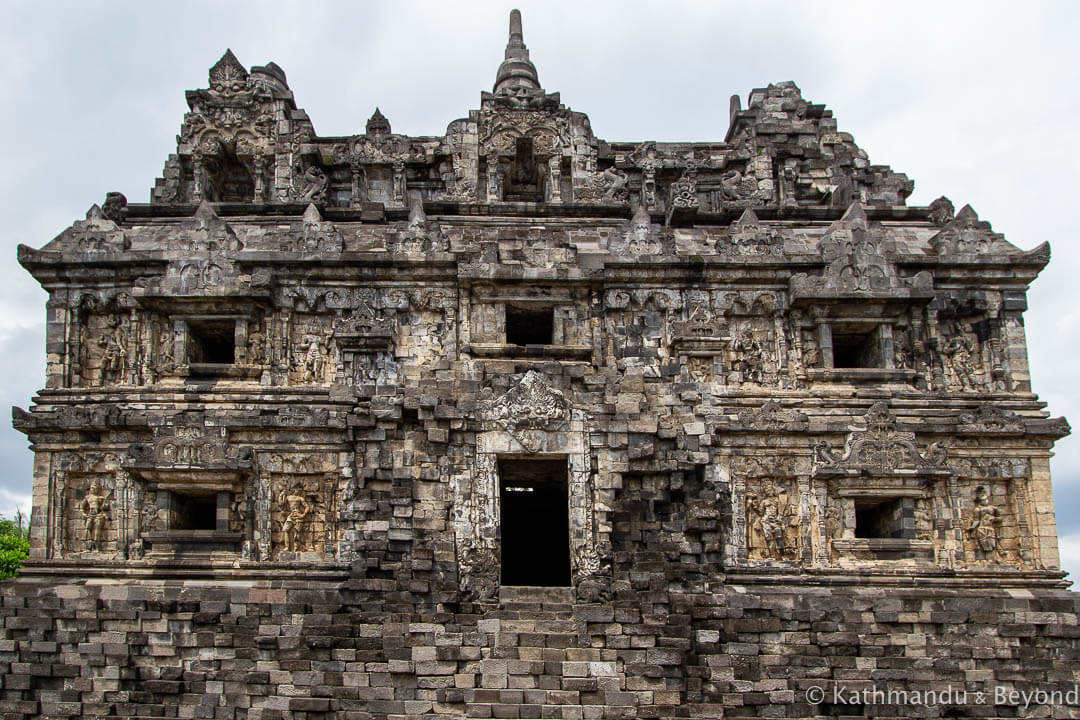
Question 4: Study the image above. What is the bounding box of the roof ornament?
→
[366,107,391,137]
[493,9,541,97]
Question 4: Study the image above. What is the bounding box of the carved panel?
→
[264,454,340,560]
[744,478,800,562]
[289,314,335,385]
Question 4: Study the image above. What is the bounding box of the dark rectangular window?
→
[832,330,878,368]
[505,306,554,346]
[187,318,236,365]
[171,492,219,531]
[854,498,912,539]
[498,457,570,586]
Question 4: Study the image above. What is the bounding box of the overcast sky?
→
[1,1,1077,578]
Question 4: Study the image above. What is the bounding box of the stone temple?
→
[5,10,1079,719]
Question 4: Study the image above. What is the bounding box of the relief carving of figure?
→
[824,501,843,542]
[942,328,978,390]
[600,167,628,202]
[577,166,628,203]
[247,325,265,365]
[81,479,111,552]
[296,333,330,384]
[968,485,1002,561]
[100,317,126,385]
[278,483,311,553]
[156,321,175,375]
[731,328,765,384]
[299,165,328,202]
[746,480,796,561]
[894,331,914,370]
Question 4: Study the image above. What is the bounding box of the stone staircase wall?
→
[2,577,1079,718]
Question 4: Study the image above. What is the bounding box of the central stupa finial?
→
[493,9,541,96]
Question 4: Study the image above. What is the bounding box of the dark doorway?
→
[171,492,218,531]
[499,457,570,586]
[854,497,912,539]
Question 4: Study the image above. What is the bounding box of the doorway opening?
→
[498,457,570,586]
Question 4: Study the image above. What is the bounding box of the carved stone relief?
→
[575,167,628,204]
[155,421,230,467]
[264,454,340,560]
[609,204,661,256]
[790,202,933,301]
[938,321,989,392]
[387,201,450,255]
[721,208,784,256]
[963,481,1019,565]
[745,478,799,562]
[51,453,132,559]
[79,478,113,553]
[482,370,570,453]
[814,402,948,473]
[290,315,335,385]
[78,312,129,387]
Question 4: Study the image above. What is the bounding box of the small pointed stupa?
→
[493,9,541,96]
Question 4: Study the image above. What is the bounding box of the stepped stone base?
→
[3,574,1079,719]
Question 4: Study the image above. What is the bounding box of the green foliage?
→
[0,514,30,580]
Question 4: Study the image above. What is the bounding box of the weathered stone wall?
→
[8,10,1076,720]
[2,577,1079,719]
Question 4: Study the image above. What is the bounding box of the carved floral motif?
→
[815,402,948,472]
[483,371,570,452]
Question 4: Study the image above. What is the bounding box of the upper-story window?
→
[186,317,236,366]
[505,304,554,346]
[466,286,591,360]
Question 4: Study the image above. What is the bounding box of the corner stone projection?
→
[4,9,1078,720]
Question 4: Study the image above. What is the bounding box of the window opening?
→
[832,330,878,368]
[505,306,554,346]
[513,136,537,185]
[505,136,541,201]
[170,492,219,531]
[204,147,254,202]
[854,498,911,539]
[498,457,570,586]
[187,318,236,365]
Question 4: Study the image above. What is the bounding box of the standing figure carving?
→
[731,328,765,384]
[279,483,311,553]
[81,479,111,552]
[101,317,126,385]
[968,485,1002,561]
[746,480,796,561]
[942,327,977,390]
[296,333,329,384]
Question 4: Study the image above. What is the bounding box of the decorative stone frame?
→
[463,285,592,360]
[811,402,955,567]
[813,471,946,565]
[453,372,607,600]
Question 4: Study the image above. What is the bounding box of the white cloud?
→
[1058,533,1080,586]
[0,487,31,524]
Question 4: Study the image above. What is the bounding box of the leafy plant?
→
[0,512,30,580]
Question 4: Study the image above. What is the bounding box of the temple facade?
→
[5,11,1078,719]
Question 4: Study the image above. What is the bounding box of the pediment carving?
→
[931,204,1021,256]
[814,402,948,474]
[790,202,933,302]
[483,371,570,451]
